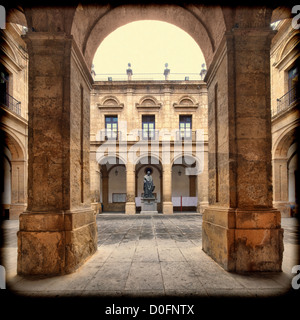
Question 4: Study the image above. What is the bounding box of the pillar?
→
[90,157,100,203]
[197,148,209,214]
[202,27,283,272]
[125,162,136,214]
[17,32,97,275]
[162,164,173,214]
[272,158,290,217]
[10,160,27,219]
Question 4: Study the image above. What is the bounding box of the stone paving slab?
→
[0,214,299,301]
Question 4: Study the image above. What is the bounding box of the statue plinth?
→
[140,196,158,214]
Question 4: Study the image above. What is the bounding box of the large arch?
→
[12,3,287,275]
[71,3,226,70]
[273,124,299,159]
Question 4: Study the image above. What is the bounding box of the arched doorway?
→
[171,155,201,212]
[273,126,299,217]
[135,156,162,213]
[0,130,26,220]
[98,156,126,212]
[287,142,298,216]
[0,146,11,219]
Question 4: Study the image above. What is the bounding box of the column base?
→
[125,202,136,215]
[197,201,209,214]
[8,203,27,220]
[273,201,292,218]
[17,209,97,275]
[202,206,284,272]
[91,202,102,214]
[163,202,173,214]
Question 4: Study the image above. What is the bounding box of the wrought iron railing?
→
[0,92,21,115]
[175,130,195,141]
[97,130,122,141]
[273,86,298,117]
[138,129,160,141]
[96,130,200,142]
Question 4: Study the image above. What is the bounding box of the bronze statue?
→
[143,170,155,198]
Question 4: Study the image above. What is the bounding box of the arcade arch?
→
[8,3,285,275]
[0,129,26,219]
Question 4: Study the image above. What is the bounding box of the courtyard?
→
[1,214,299,299]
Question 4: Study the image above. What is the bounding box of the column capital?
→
[162,163,172,172]
[23,31,93,89]
[126,162,135,172]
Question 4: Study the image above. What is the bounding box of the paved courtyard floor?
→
[0,213,299,314]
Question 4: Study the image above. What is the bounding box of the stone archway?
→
[273,126,299,217]
[0,129,26,220]
[99,156,126,212]
[172,155,199,212]
[71,3,222,70]
[12,3,285,275]
[135,156,163,213]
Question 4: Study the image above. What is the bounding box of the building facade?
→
[90,78,209,214]
[271,18,299,217]
[0,22,28,219]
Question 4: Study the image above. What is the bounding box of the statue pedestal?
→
[141,197,158,214]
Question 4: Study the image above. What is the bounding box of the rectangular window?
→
[142,115,155,140]
[288,64,298,104]
[0,68,9,106]
[179,115,192,139]
[105,115,118,139]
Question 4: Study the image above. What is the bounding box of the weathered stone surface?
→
[203,27,284,272]
[17,230,65,275]
[202,208,284,272]
[235,228,283,272]
[17,210,97,275]
[17,32,97,275]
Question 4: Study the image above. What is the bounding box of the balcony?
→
[0,92,21,116]
[97,130,122,141]
[272,86,298,118]
[95,129,202,143]
[138,130,160,141]
[175,129,194,141]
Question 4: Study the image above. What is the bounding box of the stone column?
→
[125,162,136,214]
[90,157,100,202]
[273,158,290,217]
[202,28,283,272]
[17,32,97,275]
[162,164,173,214]
[9,160,27,219]
[197,148,209,214]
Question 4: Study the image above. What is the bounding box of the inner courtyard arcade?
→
[0,2,299,280]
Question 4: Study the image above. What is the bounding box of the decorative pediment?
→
[97,96,124,109]
[173,96,199,110]
[136,96,162,109]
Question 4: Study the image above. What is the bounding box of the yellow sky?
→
[93,20,205,80]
